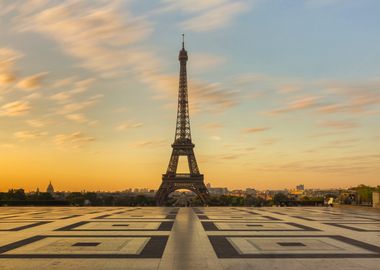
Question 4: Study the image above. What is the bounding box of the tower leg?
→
[155,181,210,206]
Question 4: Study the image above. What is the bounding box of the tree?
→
[7,189,26,200]
[273,192,288,205]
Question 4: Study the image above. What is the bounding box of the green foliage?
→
[353,184,378,204]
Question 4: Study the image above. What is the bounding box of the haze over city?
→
[1,0,379,192]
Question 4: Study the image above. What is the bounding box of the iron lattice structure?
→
[155,36,210,206]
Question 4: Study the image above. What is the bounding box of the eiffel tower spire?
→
[175,33,191,143]
[155,36,209,206]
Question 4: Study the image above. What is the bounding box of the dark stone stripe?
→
[208,235,380,258]
[0,221,50,231]
[55,221,88,231]
[0,235,169,259]
[56,221,174,231]
[324,223,380,232]
[157,221,174,231]
[201,222,219,231]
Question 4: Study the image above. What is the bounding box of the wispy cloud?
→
[116,122,143,131]
[15,1,153,78]
[14,130,47,141]
[58,94,103,114]
[50,78,95,102]
[26,119,49,128]
[66,114,88,124]
[256,154,380,174]
[0,100,31,116]
[260,138,278,145]
[266,96,322,115]
[0,47,23,87]
[191,81,240,113]
[161,0,251,32]
[0,144,17,149]
[320,120,358,129]
[209,135,222,141]
[17,72,48,91]
[243,127,270,133]
[201,123,223,130]
[190,53,226,71]
[129,139,167,148]
[54,132,95,148]
[146,73,240,113]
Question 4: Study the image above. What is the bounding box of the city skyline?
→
[1,0,380,192]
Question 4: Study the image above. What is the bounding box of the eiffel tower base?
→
[155,175,210,206]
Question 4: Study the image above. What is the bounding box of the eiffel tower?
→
[155,35,210,206]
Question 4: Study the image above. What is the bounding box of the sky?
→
[0,0,379,192]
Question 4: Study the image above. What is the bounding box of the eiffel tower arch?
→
[155,35,210,206]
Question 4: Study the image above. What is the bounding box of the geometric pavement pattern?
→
[0,206,379,269]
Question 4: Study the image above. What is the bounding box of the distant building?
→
[206,183,211,188]
[208,187,229,196]
[245,188,257,196]
[230,189,244,197]
[296,184,305,191]
[46,181,54,195]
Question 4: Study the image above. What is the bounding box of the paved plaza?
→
[0,206,379,270]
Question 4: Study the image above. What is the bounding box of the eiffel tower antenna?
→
[155,36,210,206]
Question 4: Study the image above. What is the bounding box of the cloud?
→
[261,138,278,145]
[1,100,31,116]
[161,0,250,32]
[317,99,379,114]
[209,136,221,141]
[52,76,76,89]
[14,130,47,141]
[182,1,249,32]
[116,122,143,131]
[308,131,345,138]
[317,80,380,114]
[26,119,48,128]
[7,1,239,114]
[243,127,270,133]
[320,120,358,129]
[190,53,226,71]
[145,72,240,113]
[0,144,16,149]
[190,81,240,113]
[50,78,95,102]
[17,72,48,90]
[0,47,23,86]
[66,114,88,123]
[15,1,153,78]
[54,132,95,147]
[202,123,223,130]
[220,154,240,160]
[24,92,42,100]
[129,139,167,148]
[322,138,360,149]
[255,154,380,174]
[50,91,71,101]
[58,94,103,114]
[0,73,17,86]
[266,96,322,115]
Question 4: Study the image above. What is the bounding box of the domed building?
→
[46,181,54,195]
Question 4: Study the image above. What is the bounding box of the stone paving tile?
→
[0,206,379,269]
